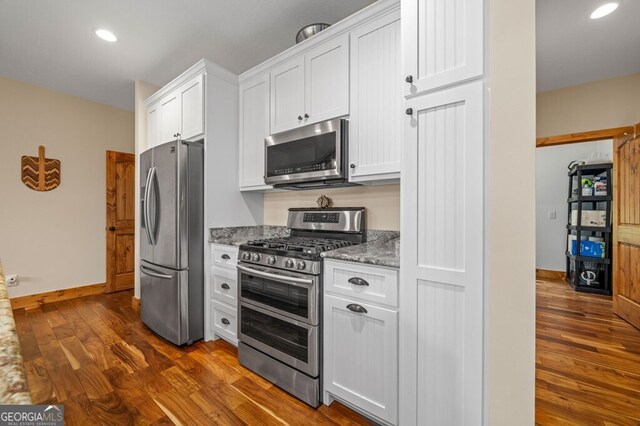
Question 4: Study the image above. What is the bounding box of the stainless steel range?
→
[237,208,366,407]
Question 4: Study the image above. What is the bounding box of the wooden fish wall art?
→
[21,146,61,191]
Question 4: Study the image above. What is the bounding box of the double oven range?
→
[237,208,365,407]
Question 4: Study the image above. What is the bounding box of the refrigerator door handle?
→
[140,264,172,280]
[148,167,158,245]
[143,168,153,245]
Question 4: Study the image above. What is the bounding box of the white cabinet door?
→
[270,56,305,134]
[159,91,181,143]
[179,74,204,140]
[349,11,402,182]
[146,104,160,148]
[304,34,349,125]
[324,294,398,425]
[239,73,271,190]
[400,81,484,425]
[402,0,483,97]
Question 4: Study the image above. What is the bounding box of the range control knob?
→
[251,253,261,262]
[285,259,295,268]
[241,252,251,261]
[267,256,277,265]
[296,260,306,270]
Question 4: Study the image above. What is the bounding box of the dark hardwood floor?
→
[536,278,640,425]
[13,291,371,425]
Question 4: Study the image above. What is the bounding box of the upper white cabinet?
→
[270,57,305,134]
[159,91,181,144]
[270,34,349,134]
[349,9,402,182]
[239,73,271,190]
[179,74,204,141]
[402,0,483,96]
[146,73,205,147]
[304,34,350,125]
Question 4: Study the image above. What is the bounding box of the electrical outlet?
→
[548,210,557,220]
[6,274,19,287]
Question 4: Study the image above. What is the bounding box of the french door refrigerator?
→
[140,139,204,345]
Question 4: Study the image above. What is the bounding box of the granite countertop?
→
[209,225,288,246]
[321,231,400,269]
[0,262,32,404]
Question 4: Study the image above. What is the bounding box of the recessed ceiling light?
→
[95,29,117,42]
[590,2,619,19]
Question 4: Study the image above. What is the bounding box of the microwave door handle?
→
[143,168,153,245]
[237,264,314,286]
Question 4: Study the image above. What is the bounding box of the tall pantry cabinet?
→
[399,0,485,425]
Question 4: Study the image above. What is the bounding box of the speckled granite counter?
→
[321,231,400,269]
[209,225,288,246]
[0,262,32,404]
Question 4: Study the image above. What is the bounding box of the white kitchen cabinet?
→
[348,9,402,182]
[400,81,484,425]
[239,73,271,190]
[209,243,239,346]
[324,260,399,425]
[270,56,305,134]
[304,34,349,125]
[270,34,349,134]
[179,73,204,141]
[402,0,483,97]
[159,91,181,143]
[146,104,160,149]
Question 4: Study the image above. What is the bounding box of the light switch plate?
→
[548,210,557,220]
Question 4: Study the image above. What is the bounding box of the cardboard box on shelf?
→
[571,210,607,227]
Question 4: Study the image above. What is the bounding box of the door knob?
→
[108,226,116,232]
[406,75,414,84]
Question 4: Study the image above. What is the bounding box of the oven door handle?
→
[237,264,314,286]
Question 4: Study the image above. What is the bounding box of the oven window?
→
[266,132,336,177]
[241,306,309,363]
[240,271,309,319]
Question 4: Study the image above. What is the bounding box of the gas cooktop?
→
[244,236,354,255]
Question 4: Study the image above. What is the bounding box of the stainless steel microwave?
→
[264,118,350,189]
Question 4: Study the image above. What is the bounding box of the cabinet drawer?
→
[324,260,398,308]
[211,244,239,269]
[212,267,237,307]
[211,301,237,345]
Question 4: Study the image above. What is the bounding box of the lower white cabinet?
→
[323,260,399,425]
[209,243,239,345]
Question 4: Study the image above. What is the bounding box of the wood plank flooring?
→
[13,291,371,425]
[536,278,640,425]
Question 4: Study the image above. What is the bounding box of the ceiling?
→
[537,0,640,92]
[0,0,374,111]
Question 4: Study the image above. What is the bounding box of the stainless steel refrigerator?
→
[139,139,204,345]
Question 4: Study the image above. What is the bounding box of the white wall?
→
[486,0,536,423]
[536,140,613,271]
[0,76,134,297]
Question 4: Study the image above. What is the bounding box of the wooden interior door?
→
[106,151,136,293]
[613,124,640,328]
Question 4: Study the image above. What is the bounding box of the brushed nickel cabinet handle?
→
[348,277,369,286]
[346,304,367,314]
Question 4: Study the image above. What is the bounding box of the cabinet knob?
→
[406,75,414,84]
[406,108,414,115]
[304,113,309,119]
[298,115,303,120]
[350,163,356,169]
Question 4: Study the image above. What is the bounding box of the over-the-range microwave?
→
[264,118,355,190]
